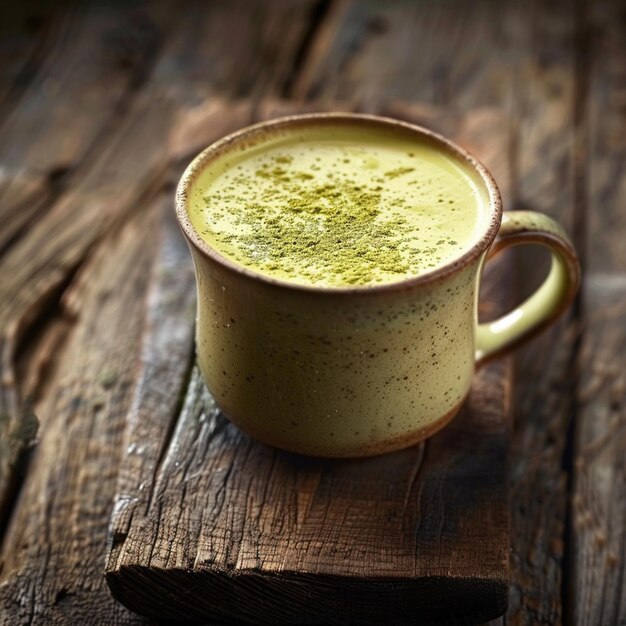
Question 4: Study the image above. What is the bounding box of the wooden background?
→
[0,0,624,624]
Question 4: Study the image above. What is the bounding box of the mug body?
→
[192,247,486,457]
[178,113,501,458]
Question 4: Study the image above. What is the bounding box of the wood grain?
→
[570,1,626,623]
[0,1,176,252]
[0,2,62,118]
[0,205,157,624]
[0,0,179,523]
[108,369,510,625]
[573,281,626,626]
[504,3,581,623]
[148,0,316,99]
[291,0,511,111]
[0,94,175,526]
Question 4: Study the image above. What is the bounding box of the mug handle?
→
[475,211,580,367]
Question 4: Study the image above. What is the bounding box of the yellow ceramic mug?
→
[176,114,580,458]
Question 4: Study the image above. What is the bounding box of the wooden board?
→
[104,102,513,625]
[571,1,626,623]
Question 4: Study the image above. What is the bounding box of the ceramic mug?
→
[176,113,580,458]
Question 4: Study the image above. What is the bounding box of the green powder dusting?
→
[273,155,293,164]
[224,174,412,284]
[191,133,482,287]
[384,166,415,179]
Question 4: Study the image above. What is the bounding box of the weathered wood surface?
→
[0,0,624,624]
[1,205,157,625]
[570,1,626,624]
[104,102,512,625]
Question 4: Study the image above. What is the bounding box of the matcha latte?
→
[187,125,485,287]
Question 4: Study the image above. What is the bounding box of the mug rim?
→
[175,112,503,295]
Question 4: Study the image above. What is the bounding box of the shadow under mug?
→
[175,113,580,458]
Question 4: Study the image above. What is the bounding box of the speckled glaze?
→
[176,114,580,458]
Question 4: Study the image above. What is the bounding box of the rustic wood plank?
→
[149,0,317,100]
[584,0,626,273]
[106,203,196,576]
[0,0,317,260]
[105,102,513,624]
[0,1,174,172]
[0,93,176,525]
[0,2,63,117]
[573,281,626,626]
[0,0,177,262]
[0,204,158,624]
[4,0,615,622]
[570,0,626,623]
[0,0,315,249]
[150,0,318,164]
[504,2,581,623]
[108,365,510,625]
[291,0,512,110]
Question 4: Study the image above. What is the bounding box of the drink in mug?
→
[176,114,579,457]
[189,124,482,287]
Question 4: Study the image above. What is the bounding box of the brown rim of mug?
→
[175,112,503,296]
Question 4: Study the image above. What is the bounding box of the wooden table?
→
[0,1,624,624]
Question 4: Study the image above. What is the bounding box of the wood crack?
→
[281,0,334,98]
[562,0,592,622]
[0,253,85,536]
[0,5,72,125]
[288,0,350,100]
[145,352,197,517]
[401,443,426,522]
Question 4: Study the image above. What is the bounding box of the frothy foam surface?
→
[188,125,486,287]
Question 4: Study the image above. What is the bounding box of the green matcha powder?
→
[202,153,463,286]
